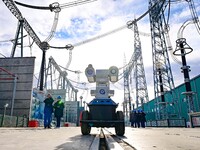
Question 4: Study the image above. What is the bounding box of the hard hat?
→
[57,95,62,99]
[47,93,51,96]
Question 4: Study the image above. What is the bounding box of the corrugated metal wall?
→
[0,57,35,118]
[143,74,200,121]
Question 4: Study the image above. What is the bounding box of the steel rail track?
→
[89,128,136,150]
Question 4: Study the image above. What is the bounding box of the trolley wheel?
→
[81,110,91,135]
[115,111,125,136]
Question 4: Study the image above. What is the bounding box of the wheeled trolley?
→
[80,98,125,136]
[81,64,125,136]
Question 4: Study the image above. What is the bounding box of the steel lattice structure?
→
[149,0,176,119]
[2,0,93,91]
[45,56,78,101]
[2,0,50,91]
[123,61,131,120]
[133,22,149,110]
[123,21,149,119]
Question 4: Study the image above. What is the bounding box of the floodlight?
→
[4,103,9,108]
[85,64,96,83]
[109,66,119,82]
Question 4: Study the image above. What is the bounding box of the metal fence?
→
[191,116,200,127]
[189,112,200,128]
[0,114,78,128]
[0,114,28,127]
[146,119,187,127]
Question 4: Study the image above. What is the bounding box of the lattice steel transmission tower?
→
[149,0,176,119]
[123,55,132,120]
[2,0,96,91]
[123,20,149,119]
[133,21,149,110]
[45,56,78,101]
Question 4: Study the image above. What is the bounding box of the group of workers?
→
[130,110,146,128]
[44,93,147,129]
[43,93,65,129]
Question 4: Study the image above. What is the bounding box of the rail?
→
[89,128,136,150]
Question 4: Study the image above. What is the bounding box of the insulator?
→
[181,66,191,72]
[174,38,193,56]
[66,44,74,50]
[126,20,134,29]
[49,2,61,13]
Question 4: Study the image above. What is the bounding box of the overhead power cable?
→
[58,64,82,74]
[0,35,27,43]
[44,11,59,42]
[14,0,97,12]
[15,1,52,10]
[11,0,158,51]
[177,19,195,39]
[49,1,158,50]
[59,0,97,9]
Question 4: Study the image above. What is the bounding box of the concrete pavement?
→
[0,127,200,150]
[109,127,200,150]
[0,127,95,150]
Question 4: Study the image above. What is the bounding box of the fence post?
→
[1,104,9,127]
[16,116,19,127]
[190,116,194,128]
[22,115,27,127]
[167,119,170,127]
[0,115,4,127]
[26,117,29,127]
[184,118,187,128]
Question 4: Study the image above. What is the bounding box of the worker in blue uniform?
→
[130,110,138,127]
[140,110,146,128]
[54,96,65,128]
[136,110,141,128]
[43,93,54,129]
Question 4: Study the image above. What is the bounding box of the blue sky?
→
[0,0,200,107]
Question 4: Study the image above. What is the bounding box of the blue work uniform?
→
[44,97,54,128]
